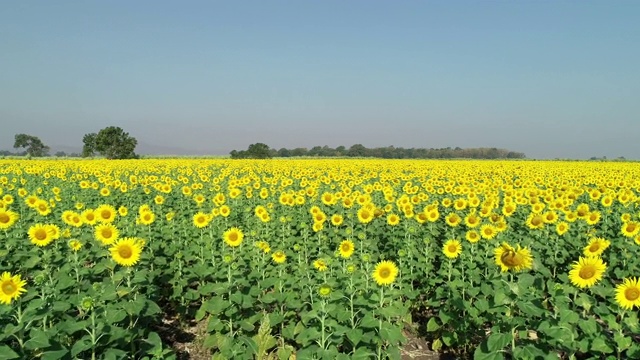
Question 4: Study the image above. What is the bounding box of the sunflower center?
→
[501,250,521,267]
[118,246,132,259]
[35,229,47,240]
[229,233,237,241]
[342,244,351,252]
[589,244,600,253]
[101,210,110,219]
[379,268,391,278]
[531,217,542,226]
[579,265,596,279]
[447,245,457,253]
[2,282,16,294]
[625,287,640,301]
[102,229,112,238]
[0,213,9,223]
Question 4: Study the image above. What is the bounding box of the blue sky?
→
[1,1,639,159]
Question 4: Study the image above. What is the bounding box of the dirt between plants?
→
[157,316,450,360]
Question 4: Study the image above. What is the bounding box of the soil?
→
[157,315,449,360]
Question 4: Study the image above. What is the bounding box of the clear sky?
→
[1,1,639,159]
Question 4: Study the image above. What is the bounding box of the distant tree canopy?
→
[82,126,138,159]
[13,134,50,157]
[230,143,273,159]
[231,144,526,159]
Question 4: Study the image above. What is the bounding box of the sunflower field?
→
[0,159,639,360]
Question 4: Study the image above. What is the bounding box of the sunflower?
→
[583,237,610,257]
[0,209,19,230]
[272,250,286,264]
[28,224,54,247]
[318,284,332,298]
[95,223,119,245]
[330,214,344,226]
[193,212,211,228]
[386,213,400,226]
[109,237,144,267]
[219,205,231,217]
[138,211,155,225]
[357,207,374,224]
[585,211,601,226]
[95,204,117,223]
[313,258,328,272]
[223,227,244,247]
[480,224,497,240]
[81,209,98,225]
[568,256,606,289]
[35,199,51,216]
[0,272,27,305]
[615,277,640,310]
[621,221,640,238]
[542,211,558,224]
[494,243,533,272]
[68,239,83,251]
[464,213,481,228]
[555,222,569,236]
[444,213,461,227]
[372,260,399,286]
[526,214,545,230]
[443,239,462,259]
[46,224,61,240]
[118,206,128,217]
[465,230,480,244]
[338,240,355,259]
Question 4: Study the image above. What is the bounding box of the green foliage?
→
[82,127,138,159]
[230,143,273,159]
[13,134,50,157]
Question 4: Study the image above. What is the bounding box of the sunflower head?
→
[372,260,399,286]
[338,240,355,259]
[0,272,27,305]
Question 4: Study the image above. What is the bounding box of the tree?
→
[230,143,273,159]
[82,133,97,157]
[83,126,138,159]
[13,134,50,157]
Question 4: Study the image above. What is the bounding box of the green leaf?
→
[352,347,375,360]
[0,345,20,360]
[347,328,364,346]
[296,327,321,347]
[591,336,614,354]
[512,344,547,359]
[40,349,69,360]
[103,348,128,360]
[426,317,440,332]
[360,314,379,329]
[486,332,512,352]
[517,300,545,317]
[473,342,504,360]
[438,309,453,324]
[614,332,632,351]
[379,324,405,345]
[475,298,489,313]
[578,317,598,335]
[24,329,50,350]
[71,337,92,357]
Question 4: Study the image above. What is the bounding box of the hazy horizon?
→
[1,1,639,160]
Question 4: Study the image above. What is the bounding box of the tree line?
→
[6,126,138,159]
[231,143,526,159]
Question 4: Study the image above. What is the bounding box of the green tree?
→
[230,143,273,159]
[83,126,138,159]
[82,133,97,157]
[13,134,50,157]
